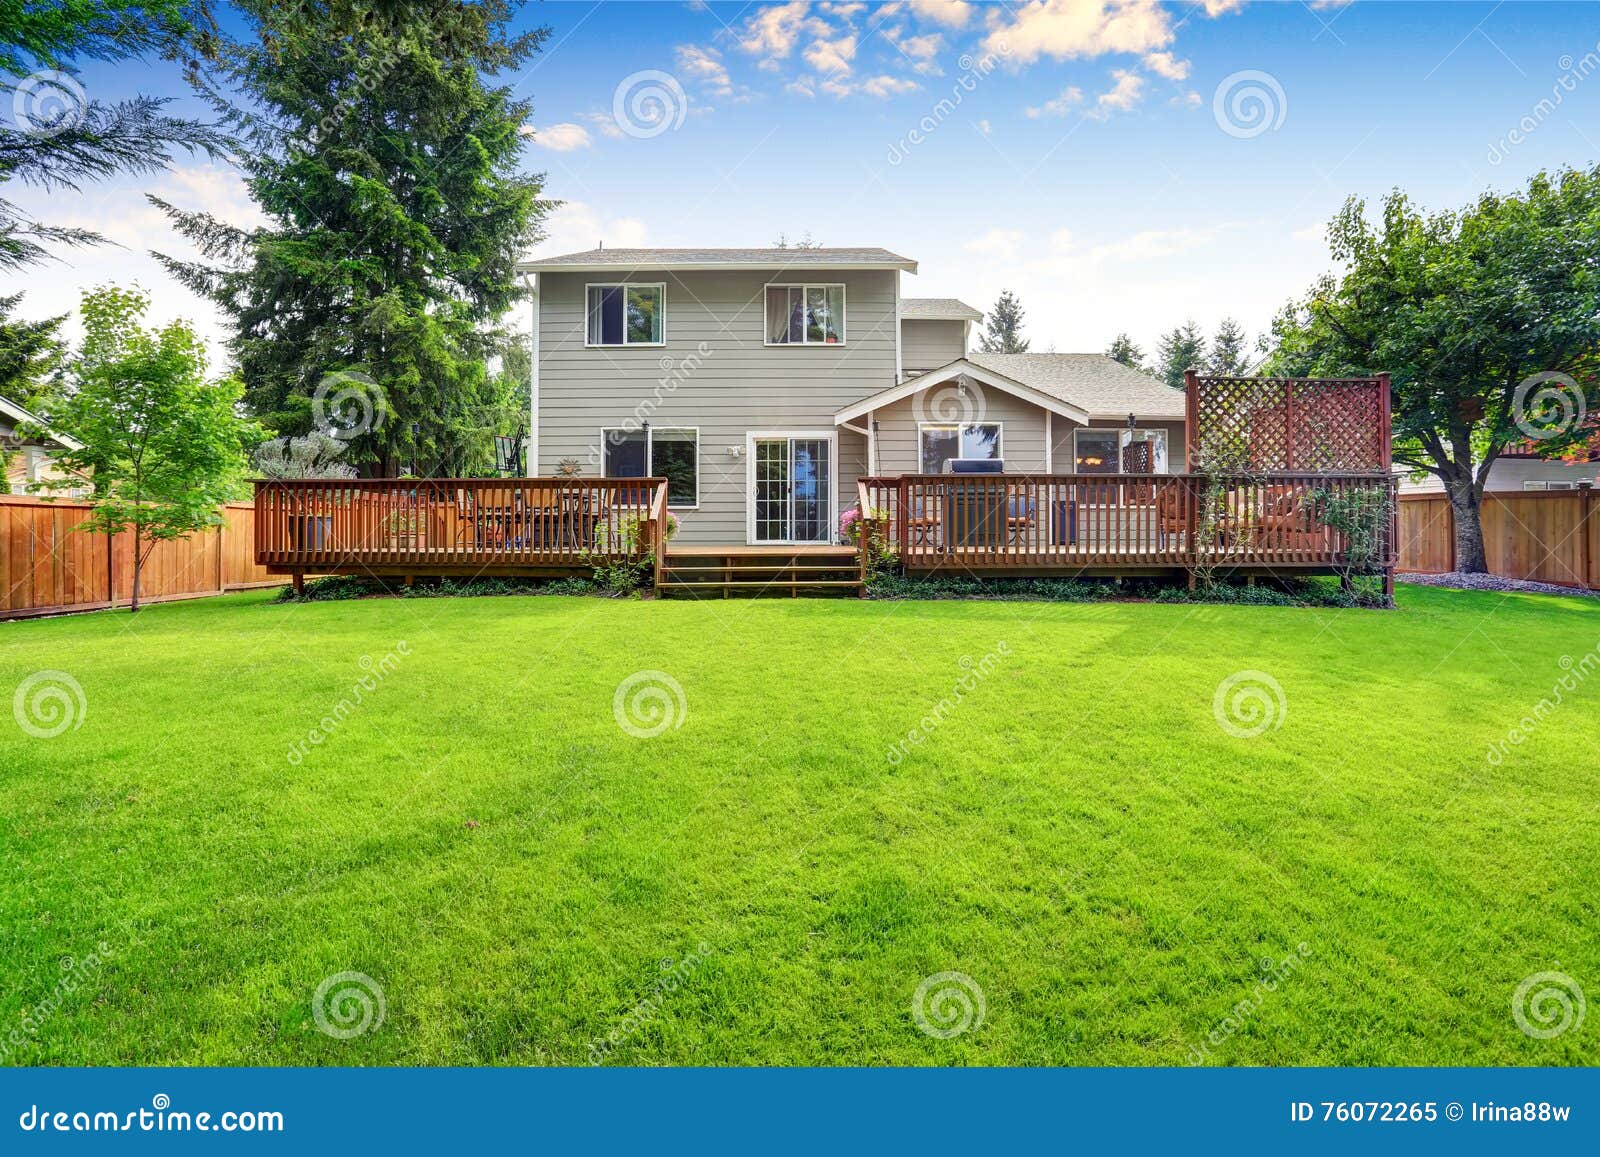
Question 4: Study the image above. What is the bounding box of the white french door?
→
[747,432,835,544]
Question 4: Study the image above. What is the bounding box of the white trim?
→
[834,358,1090,426]
[525,272,539,475]
[744,429,838,545]
[917,421,1004,474]
[597,424,701,508]
[762,283,847,347]
[584,282,667,348]
[0,394,82,451]
[520,258,917,273]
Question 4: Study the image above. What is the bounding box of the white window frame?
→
[763,283,847,347]
[597,425,700,509]
[917,421,1004,475]
[585,282,667,348]
[744,429,838,545]
[1073,427,1123,475]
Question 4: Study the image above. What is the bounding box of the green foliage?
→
[1106,332,1144,371]
[1208,317,1250,375]
[40,286,262,610]
[0,0,227,270]
[1153,320,1204,390]
[0,292,67,407]
[155,0,553,474]
[867,574,1114,601]
[278,574,598,602]
[977,289,1030,353]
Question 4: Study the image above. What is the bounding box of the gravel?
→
[1398,571,1597,598]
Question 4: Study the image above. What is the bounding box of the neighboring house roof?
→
[835,354,1184,426]
[966,353,1185,421]
[901,297,982,321]
[0,394,81,451]
[516,247,918,273]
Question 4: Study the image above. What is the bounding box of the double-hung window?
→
[919,423,1002,474]
[586,284,664,346]
[600,427,699,507]
[765,284,845,345]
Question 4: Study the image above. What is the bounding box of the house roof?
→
[836,354,1184,426]
[516,247,918,274]
[966,353,1186,421]
[0,394,82,451]
[901,297,982,321]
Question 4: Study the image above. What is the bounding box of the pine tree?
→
[0,292,67,409]
[154,2,552,475]
[1153,321,1205,390]
[1106,332,1144,371]
[978,290,1030,353]
[1208,317,1250,375]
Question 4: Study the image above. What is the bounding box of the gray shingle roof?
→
[965,353,1185,420]
[901,297,982,321]
[518,247,917,272]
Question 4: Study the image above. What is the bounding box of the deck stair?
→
[658,545,862,597]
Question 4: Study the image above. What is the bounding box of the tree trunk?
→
[130,527,142,613]
[1444,472,1488,573]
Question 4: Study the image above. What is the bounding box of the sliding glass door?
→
[751,434,834,544]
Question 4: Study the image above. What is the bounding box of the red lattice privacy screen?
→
[1184,373,1391,473]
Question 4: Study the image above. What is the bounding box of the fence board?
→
[1397,491,1597,589]
[0,498,285,619]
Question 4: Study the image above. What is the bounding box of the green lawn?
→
[2,585,1597,1066]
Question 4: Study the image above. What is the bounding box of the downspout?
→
[522,271,539,476]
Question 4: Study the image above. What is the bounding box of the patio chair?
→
[1005,487,1038,546]
[905,491,941,549]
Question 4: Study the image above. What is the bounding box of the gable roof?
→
[0,394,81,451]
[966,353,1185,421]
[517,247,917,273]
[901,297,982,321]
[835,354,1184,426]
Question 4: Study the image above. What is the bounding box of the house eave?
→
[516,259,918,274]
[834,359,1091,427]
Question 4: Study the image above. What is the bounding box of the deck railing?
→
[860,473,1398,572]
[254,477,669,573]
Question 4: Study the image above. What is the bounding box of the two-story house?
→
[516,247,1185,547]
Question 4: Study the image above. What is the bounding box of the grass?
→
[2,584,1597,1066]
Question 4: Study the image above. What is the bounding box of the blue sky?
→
[12,1,1600,363]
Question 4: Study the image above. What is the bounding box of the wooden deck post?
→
[292,570,304,595]
[1183,369,1199,471]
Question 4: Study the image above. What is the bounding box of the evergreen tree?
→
[1153,321,1205,390]
[1106,332,1144,371]
[0,1,226,270]
[978,290,1030,353]
[1208,317,1249,375]
[155,1,553,475]
[0,292,67,409]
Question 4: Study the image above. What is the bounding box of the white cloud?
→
[1084,225,1226,263]
[676,44,734,96]
[1090,69,1145,117]
[804,31,858,74]
[524,122,593,151]
[820,77,854,98]
[735,1,812,60]
[579,110,626,140]
[1203,0,1247,15]
[822,1,866,15]
[861,74,920,97]
[1169,90,1203,108]
[977,118,992,135]
[965,228,1023,260]
[1026,85,1084,117]
[533,201,649,257]
[884,27,944,59]
[786,77,817,98]
[891,0,973,28]
[982,0,1173,66]
[1143,51,1190,80]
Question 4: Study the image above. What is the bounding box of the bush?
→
[277,575,599,602]
[867,574,1116,602]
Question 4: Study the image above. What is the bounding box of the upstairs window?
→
[587,284,664,346]
[765,284,845,345]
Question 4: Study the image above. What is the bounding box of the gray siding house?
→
[516,247,1185,547]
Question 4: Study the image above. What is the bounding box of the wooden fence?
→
[1397,490,1599,589]
[1,496,284,619]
